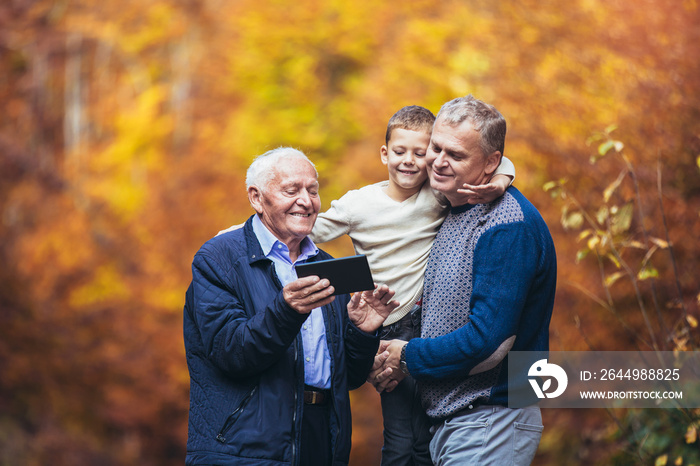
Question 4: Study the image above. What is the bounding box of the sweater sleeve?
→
[494,155,516,182]
[405,223,538,379]
[309,193,353,244]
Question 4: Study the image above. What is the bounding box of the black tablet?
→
[295,255,374,296]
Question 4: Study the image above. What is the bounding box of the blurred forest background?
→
[1,0,699,464]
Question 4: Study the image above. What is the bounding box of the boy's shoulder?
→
[335,180,389,201]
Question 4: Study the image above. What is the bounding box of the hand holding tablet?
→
[295,255,375,296]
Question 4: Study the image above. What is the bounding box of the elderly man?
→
[183,147,399,465]
[375,95,557,465]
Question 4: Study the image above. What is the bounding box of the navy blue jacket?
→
[183,216,379,465]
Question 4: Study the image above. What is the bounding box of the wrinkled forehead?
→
[269,157,318,185]
[431,118,480,148]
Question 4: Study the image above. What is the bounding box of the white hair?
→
[245,147,317,192]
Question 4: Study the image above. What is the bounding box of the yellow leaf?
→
[562,211,584,230]
[675,336,689,351]
[656,454,668,466]
[577,229,593,242]
[603,170,627,203]
[605,271,625,287]
[606,253,621,269]
[686,425,697,444]
[587,236,600,250]
[596,206,609,225]
[543,181,558,192]
[675,455,683,465]
[687,315,699,329]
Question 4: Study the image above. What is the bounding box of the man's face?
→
[249,157,321,248]
[380,128,431,194]
[427,117,500,206]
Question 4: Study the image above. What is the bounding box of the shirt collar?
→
[252,214,318,261]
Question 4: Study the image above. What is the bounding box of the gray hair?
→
[436,95,506,157]
[245,147,317,192]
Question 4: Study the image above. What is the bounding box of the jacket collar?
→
[243,215,320,265]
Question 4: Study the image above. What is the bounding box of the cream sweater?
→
[310,182,447,325]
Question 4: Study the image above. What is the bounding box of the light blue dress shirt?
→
[252,214,332,389]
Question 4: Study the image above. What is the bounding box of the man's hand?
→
[458,173,512,204]
[347,284,400,333]
[283,276,335,314]
[372,339,408,393]
[367,340,400,393]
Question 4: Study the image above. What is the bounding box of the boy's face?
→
[380,128,432,194]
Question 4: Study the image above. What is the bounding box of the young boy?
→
[308,105,514,465]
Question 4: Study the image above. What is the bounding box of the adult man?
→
[375,95,557,465]
[183,147,399,465]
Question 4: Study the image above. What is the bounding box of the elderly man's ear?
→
[485,151,503,177]
[248,186,264,214]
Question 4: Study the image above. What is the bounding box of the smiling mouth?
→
[398,169,418,175]
[290,213,312,218]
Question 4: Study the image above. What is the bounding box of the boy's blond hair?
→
[385,105,436,145]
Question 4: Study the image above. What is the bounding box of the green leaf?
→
[638,266,659,281]
[575,248,590,263]
[598,140,615,156]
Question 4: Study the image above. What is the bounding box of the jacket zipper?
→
[215,386,257,443]
[292,338,299,465]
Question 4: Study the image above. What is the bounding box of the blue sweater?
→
[405,187,557,420]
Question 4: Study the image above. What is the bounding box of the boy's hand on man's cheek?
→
[458,174,512,204]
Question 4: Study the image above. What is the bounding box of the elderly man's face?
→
[250,157,320,249]
[427,117,501,206]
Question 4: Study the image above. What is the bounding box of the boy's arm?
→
[308,196,353,244]
[458,155,515,204]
